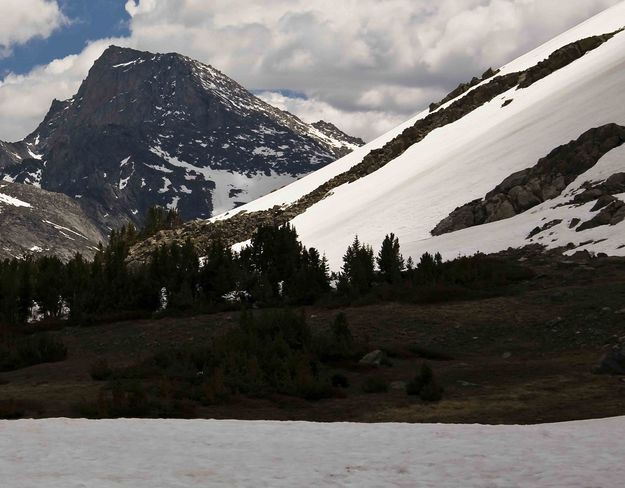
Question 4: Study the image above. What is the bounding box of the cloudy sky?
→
[0,0,621,142]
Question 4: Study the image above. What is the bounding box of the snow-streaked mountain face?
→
[0,46,362,232]
[0,182,105,261]
[129,2,625,268]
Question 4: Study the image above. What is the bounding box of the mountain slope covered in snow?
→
[131,3,625,267]
[0,46,363,233]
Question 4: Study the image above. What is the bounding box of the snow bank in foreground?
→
[1,417,623,487]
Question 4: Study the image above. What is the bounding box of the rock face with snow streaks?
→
[0,182,105,261]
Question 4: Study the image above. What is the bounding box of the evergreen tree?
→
[199,240,240,302]
[286,248,330,304]
[240,224,302,302]
[17,259,34,323]
[34,256,65,318]
[340,236,375,295]
[141,206,182,239]
[377,233,405,283]
[63,253,92,322]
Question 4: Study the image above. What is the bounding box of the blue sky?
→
[0,0,129,76]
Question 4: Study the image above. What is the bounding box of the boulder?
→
[509,186,541,210]
[595,345,625,375]
[359,350,387,367]
[578,200,625,231]
[591,195,617,211]
[489,199,516,221]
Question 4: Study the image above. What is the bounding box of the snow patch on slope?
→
[0,192,31,208]
[150,145,297,215]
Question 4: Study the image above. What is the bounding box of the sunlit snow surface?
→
[1,417,624,487]
[214,3,625,269]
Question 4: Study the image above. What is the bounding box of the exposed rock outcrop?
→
[571,173,625,205]
[432,124,625,236]
[577,199,625,231]
[518,31,621,88]
[0,182,105,261]
[429,67,499,112]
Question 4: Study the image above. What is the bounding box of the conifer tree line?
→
[0,206,529,326]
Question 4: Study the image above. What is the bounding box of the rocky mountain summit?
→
[0,46,363,233]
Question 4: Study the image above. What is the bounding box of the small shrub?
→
[408,344,454,361]
[97,383,151,418]
[89,359,112,381]
[298,381,335,401]
[361,376,389,393]
[406,363,443,402]
[331,373,350,388]
[104,310,335,409]
[0,399,24,419]
[316,313,357,361]
[419,378,443,402]
[0,334,67,372]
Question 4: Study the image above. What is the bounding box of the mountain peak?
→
[312,120,365,148]
[0,45,363,237]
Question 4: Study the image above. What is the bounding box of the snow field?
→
[1,417,624,487]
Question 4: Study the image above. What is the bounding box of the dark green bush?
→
[89,358,112,381]
[97,382,151,418]
[316,313,357,361]
[406,363,443,402]
[361,376,389,393]
[331,373,350,388]
[106,310,334,407]
[0,334,67,372]
[0,399,24,419]
[419,378,443,402]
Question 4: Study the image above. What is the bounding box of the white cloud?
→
[257,91,408,142]
[0,39,127,141]
[0,0,68,57]
[0,0,622,141]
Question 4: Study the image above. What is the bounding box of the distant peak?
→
[100,44,146,58]
[312,120,365,146]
